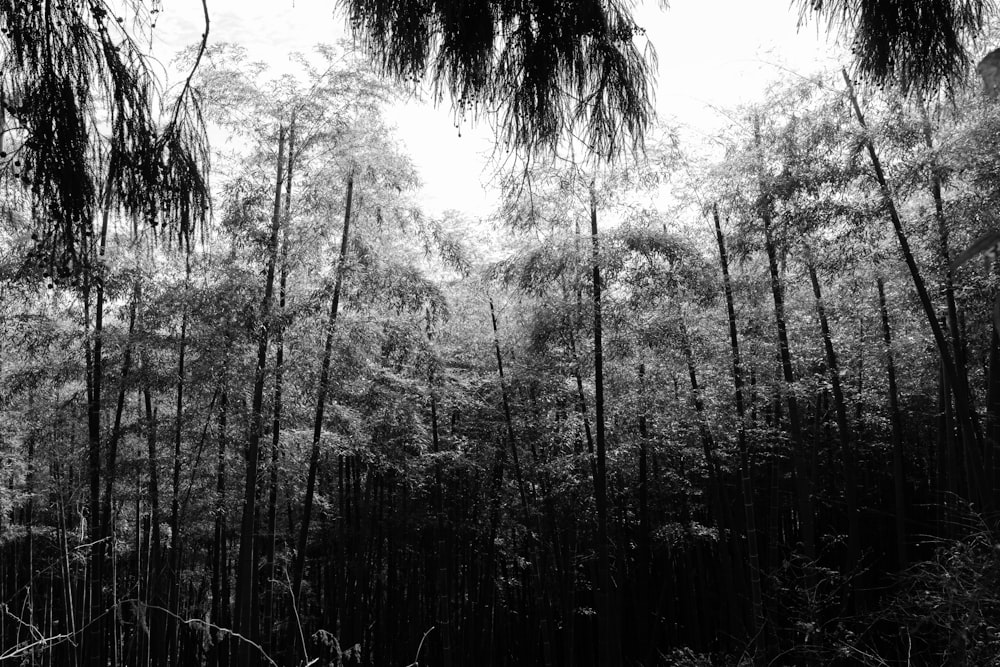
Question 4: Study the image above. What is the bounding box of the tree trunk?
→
[987,327,1000,505]
[636,362,653,664]
[97,280,137,667]
[83,273,137,667]
[843,70,988,510]
[293,168,353,600]
[806,257,861,577]
[877,277,908,568]
[167,239,192,666]
[264,114,294,658]
[590,181,620,667]
[82,202,110,667]
[678,312,743,638]
[234,124,287,666]
[754,140,816,561]
[54,467,78,667]
[426,310,454,667]
[566,325,598,488]
[487,295,554,667]
[142,381,164,667]
[712,207,763,633]
[488,296,530,521]
[921,104,974,417]
[212,372,231,667]
[923,103,983,493]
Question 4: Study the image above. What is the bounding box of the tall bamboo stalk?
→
[234,124,287,666]
[712,207,764,632]
[753,126,816,560]
[293,169,354,600]
[263,114,295,658]
[843,70,988,509]
[877,277,908,568]
[806,254,860,575]
[590,180,620,667]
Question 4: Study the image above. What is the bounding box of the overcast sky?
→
[151,0,841,216]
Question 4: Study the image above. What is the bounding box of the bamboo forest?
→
[5,1,1000,665]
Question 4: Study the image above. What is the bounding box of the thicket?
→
[3,39,1000,667]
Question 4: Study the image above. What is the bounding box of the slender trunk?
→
[483,370,507,667]
[571,218,597,474]
[924,101,979,445]
[922,103,985,511]
[99,283,138,547]
[293,169,353,600]
[637,362,650,568]
[14,397,37,664]
[54,470,78,667]
[755,148,816,560]
[97,282,137,667]
[590,181,620,667]
[487,296,554,667]
[167,240,192,666]
[82,274,136,667]
[142,382,163,667]
[488,296,530,522]
[635,362,654,665]
[425,310,454,667]
[987,327,1000,504]
[679,312,742,637]
[843,70,987,509]
[262,263,285,654]
[712,207,763,632]
[212,372,230,667]
[83,206,110,667]
[921,104,972,408]
[264,115,294,657]
[235,125,286,665]
[877,278,908,568]
[566,325,598,488]
[806,258,860,576]
[679,313,723,488]
[937,356,958,525]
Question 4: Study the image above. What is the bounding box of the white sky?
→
[151,0,843,217]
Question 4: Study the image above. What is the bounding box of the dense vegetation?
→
[5,2,1000,667]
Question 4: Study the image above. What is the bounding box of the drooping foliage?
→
[799,0,995,93]
[340,0,656,160]
[0,0,209,279]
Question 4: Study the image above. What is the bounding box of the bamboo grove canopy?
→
[1,0,996,280]
[344,0,997,157]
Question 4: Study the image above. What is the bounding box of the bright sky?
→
[151,0,842,217]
